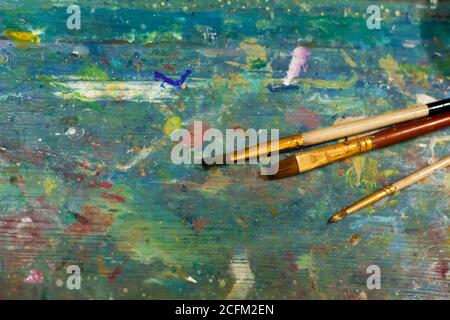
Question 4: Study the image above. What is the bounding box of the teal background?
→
[0,0,448,299]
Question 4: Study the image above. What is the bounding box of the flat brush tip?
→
[265,156,299,180]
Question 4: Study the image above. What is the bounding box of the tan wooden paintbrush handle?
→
[393,154,450,190]
[301,104,428,146]
[229,104,428,162]
[296,112,450,173]
[329,154,450,223]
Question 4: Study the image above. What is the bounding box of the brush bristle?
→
[265,156,300,179]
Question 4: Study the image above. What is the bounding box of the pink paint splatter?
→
[283,46,311,86]
[24,269,44,284]
[285,107,322,129]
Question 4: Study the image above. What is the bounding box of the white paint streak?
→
[415,93,436,105]
[54,81,176,102]
[185,276,198,284]
[427,136,450,163]
[226,251,255,300]
[116,145,155,171]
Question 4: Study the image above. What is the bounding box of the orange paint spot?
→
[350,233,361,246]
[193,218,207,234]
[96,257,110,276]
[338,167,344,176]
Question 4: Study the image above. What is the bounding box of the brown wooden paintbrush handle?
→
[220,98,450,164]
[371,112,450,149]
[295,112,450,174]
[230,104,429,162]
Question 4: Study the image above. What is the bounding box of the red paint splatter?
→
[101,193,125,203]
[67,206,113,236]
[434,260,449,278]
[90,181,113,189]
[286,252,298,272]
[108,265,123,282]
[24,269,44,284]
[192,218,207,234]
[285,107,322,129]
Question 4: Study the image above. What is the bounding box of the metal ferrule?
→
[345,184,398,216]
[230,133,304,162]
[295,136,374,173]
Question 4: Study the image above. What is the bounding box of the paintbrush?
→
[267,111,450,179]
[203,98,450,165]
[327,154,450,224]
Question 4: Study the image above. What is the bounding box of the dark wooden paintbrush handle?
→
[371,112,450,149]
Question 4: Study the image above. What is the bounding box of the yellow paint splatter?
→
[163,116,182,136]
[379,54,406,93]
[238,38,268,70]
[401,64,429,87]
[381,169,400,179]
[5,29,40,44]
[210,73,250,94]
[346,156,379,192]
[388,199,398,207]
[296,72,358,89]
[43,177,58,196]
[368,234,394,246]
[182,170,233,196]
[444,173,450,188]
[340,49,357,68]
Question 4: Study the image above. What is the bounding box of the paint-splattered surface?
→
[0,0,448,299]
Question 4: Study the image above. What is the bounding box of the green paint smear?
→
[346,157,379,194]
[78,65,110,81]
[298,72,358,89]
[249,57,267,69]
[297,253,314,270]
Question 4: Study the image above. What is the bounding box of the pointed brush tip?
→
[327,210,346,224]
[327,216,336,225]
